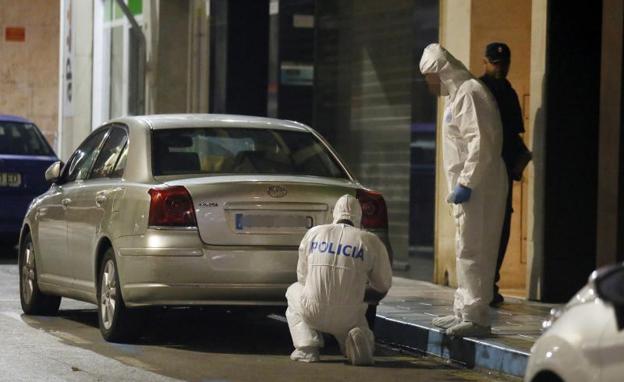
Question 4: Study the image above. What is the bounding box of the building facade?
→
[16,0,621,302]
[0,0,60,147]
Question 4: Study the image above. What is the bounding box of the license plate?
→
[0,172,21,187]
[235,213,313,230]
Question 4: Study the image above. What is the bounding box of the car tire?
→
[366,304,377,329]
[97,247,143,343]
[19,232,61,315]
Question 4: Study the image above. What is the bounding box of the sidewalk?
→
[375,277,557,378]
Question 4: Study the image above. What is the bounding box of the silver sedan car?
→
[18,114,391,342]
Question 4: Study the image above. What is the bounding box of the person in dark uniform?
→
[479,42,526,307]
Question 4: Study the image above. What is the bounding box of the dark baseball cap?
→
[485,42,511,63]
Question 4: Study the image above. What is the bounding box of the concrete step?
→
[374,277,556,378]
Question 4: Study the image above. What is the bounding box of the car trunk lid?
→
[163,175,358,246]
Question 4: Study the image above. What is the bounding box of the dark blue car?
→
[0,115,57,245]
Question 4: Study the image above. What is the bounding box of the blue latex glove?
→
[448,184,472,204]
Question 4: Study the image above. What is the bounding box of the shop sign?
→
[61,0,75,117]
[5,27,25,42]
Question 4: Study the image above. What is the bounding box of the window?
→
[90,127,129,179]
[93,0,144,125]
[63,129,109,183]
[151,128,348,179]
[0,122,54,156]
[110,142,128,178]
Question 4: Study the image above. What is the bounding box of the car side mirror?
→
[45,161,62,183]
[595,265,624,330]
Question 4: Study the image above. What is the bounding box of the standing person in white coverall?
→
[286,194,393,365]
[419,44,507,337]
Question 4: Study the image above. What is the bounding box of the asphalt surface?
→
[0,244,518,382]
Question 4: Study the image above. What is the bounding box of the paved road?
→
[0,245,517,382]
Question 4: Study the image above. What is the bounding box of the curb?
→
[375,314,529,378]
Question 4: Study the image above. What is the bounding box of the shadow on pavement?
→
[19,307,466,376]
[25,307,441,365]
[37,307,320,356]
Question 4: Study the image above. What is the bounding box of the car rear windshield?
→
[152,128,348,178]
[0,122,54,156]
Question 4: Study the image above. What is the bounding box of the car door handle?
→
[95,194,107,206]
[61,198,72,207]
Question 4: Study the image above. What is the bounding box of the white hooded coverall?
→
[286,194,393,363]
[420,44,508,327]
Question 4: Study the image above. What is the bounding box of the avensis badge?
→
[267,185,288,198]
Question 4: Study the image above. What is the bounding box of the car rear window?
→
[0,122,54,156]
[151,128,348,178]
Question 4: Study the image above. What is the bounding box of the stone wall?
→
[0,0,59,150]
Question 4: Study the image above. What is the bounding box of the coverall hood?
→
[419,43,473,99]
[420,43,508,328]
[286,194,393,363]
[332,194,362,227]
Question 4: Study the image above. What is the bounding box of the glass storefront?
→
[314,0,438,279]
[88,0,441,281]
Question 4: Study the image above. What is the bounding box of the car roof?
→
[110,114,310,132]
[0,114,33,123]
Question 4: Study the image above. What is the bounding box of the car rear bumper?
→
[121,282,291,307]
[115,229,298,306]
[115,229,385,307]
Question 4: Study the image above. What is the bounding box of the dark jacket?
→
[479,75,524,171]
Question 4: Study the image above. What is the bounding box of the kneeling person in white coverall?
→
[286,194,393,365]
[420,44,508,337]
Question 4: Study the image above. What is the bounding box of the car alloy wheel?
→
[100,259,117,330]
[19,232,61,315]
[21,240,36,305]
[97,247,143,342]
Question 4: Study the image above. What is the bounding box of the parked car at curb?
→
[0,115,57,245]
[525,263,624,382]
[18,114,392,342]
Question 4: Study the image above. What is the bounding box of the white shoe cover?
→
[446,321,491,337]
[290,347,320,363]
[345,328,375,366]
[432,315,460,329]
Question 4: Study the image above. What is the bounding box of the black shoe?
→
[490,293,504,308]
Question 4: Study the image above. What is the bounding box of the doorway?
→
[469,0,532,296]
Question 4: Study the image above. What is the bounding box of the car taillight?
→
[148,186,197,227]
[356,188,388,229]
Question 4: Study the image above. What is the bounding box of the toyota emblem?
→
[267,185,288,198]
